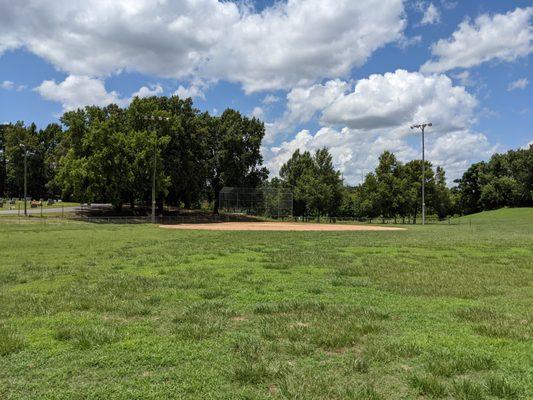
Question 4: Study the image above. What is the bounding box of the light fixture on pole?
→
[410,123,432,225]
[144,115,170,223]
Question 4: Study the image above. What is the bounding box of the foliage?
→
[1,96,267,211]
[206,109,268,213]
[349,152,453,220]
[455,145,532,213]
[279,148,343,216]
[1,122,62,199]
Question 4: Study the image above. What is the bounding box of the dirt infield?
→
[159,222,405,231]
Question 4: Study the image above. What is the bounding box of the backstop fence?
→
[219,186,293,217]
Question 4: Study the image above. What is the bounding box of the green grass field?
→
[0,208,531,399]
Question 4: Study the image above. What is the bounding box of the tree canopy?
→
[1,96,267,212]
[279,148,344,216]
[454,145,532,213]
[1,95,530,218]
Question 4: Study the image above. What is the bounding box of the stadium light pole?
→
[410,123,432,225]
[144,115,170,223]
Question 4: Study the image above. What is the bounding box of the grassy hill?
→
[0,208,531,399]
[455,207,533,226]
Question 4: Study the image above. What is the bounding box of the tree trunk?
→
[212,176,221,214]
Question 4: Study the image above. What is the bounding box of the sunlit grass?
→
[0,208,531,399]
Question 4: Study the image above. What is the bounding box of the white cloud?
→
[206,0,405,92]
[507,78,529,91]
[251,106,265,119]
[263,69,493,184]
[262,94,280,105]
[0,80,14,90]
[132,84,163,98]
[397,34,422,49]
[264,126,418,182]
[321,70,477,133]
[0,0,406,92]
[265,126,494,185]
[426,130,496,180]
[421,3,440,25]
[35,75,177,110]
[0,80,26,91]
[264,79,350,144]
[440,1,457,11]
[174,80,208,100]
[421,7,533,73]
[452,71,473,86]
[284,79,350,127]
[35,75,127,111]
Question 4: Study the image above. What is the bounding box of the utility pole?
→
[144,115,170,223]
[410,123,432,225]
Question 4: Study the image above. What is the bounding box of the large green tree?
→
[455,145,532,213]
[279,148,343,216]
[455,162,486,214]
[56,104,171,211]
[4,122,55,199]
[127,96,209,209]
[207,109,268,213]
[354,152,452,222]
[54,98,268,213]
[374,151,402,220]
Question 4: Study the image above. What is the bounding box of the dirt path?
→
[160,222,405,231]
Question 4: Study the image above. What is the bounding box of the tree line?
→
[0,96,267,212]
[1,94,530,217]
[276,146,532,219]
[275,149,451,220]
[453,146,532,213]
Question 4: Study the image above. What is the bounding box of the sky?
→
[0,0,531,185]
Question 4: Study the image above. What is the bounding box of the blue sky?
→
[0,0,531,183]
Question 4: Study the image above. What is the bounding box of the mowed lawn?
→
[0,209,531,399]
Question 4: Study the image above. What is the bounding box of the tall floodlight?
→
[144,115,170,223]
[410,123,432,225]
